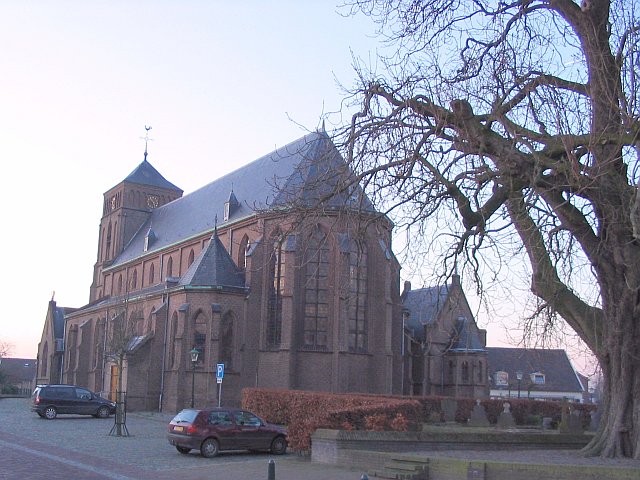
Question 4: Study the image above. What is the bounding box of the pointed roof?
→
[123,159,182,192]
[179,233,245,288]
[449,317,485,351]
[402,285,449,340]
[110,132,376,267]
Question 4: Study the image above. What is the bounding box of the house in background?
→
[487,347,587,402]
[37,299,73,385]
[0,358,36,395]
[401,276,489,398]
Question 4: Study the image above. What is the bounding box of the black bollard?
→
[267,459,275,480]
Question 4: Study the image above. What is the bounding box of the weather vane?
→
[141,125,153,161]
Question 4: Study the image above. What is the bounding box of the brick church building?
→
[36,131,490,412]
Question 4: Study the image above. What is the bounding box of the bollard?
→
[267,459,275,480]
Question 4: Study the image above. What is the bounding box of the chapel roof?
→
[402,285,449,340]
[110,131,374,267]
[179,231,245,289]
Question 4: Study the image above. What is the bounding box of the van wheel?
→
[44,406,58,420]
[270,436,287,455]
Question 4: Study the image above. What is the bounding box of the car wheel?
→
[96,406,111,418]
[176,446,191,455]
[270,436,287,455]
[200,438,219,458]
[44,406,58,420]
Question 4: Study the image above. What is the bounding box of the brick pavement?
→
[0,398,366,480]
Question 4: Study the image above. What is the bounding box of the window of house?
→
[347,240,367,352]
[266,236,283,347]
[531,372,546,384]
[303,226,329,349]
[494,370,509,386]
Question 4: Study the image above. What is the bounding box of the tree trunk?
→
[583,288,640,458]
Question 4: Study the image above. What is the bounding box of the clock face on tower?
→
[147,195,160,208]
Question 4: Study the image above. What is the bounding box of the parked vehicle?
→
[167,407,288,458]
[31,384,116,420]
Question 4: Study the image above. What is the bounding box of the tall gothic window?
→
[192,311,207,365]
[303,226,329,349]
[266,236,284,347]
[462,361,469,383]
[167,256,174,278]
[347,240,367,352]
[149,263,155,285]
[188,249,195,267]
[219,312,234,371]
[131,270,138,290]
[41,343,49,377]
[106,223,112,260]
[169,312,178,369]
[238,235,249,271]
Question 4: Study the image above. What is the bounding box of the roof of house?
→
[111,131,374,268]
[486,347,584,394]
[0,358,36,383]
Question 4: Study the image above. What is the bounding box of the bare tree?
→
[104,296,138,437]
[0,340,12,359]
[336,0,640,458]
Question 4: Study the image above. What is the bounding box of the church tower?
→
[89,128,183,302]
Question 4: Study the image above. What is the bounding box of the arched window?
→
[462,361,469,383]
[220,312,234,370]
[94,319,105,369]
[347,240,367,352]
[166,256,174,278]
[149,263,155,285]
[131,270,138,290]
[169,312,179,369]
[106,223,112,259]
[448,360,456,383]
[477,360,483,383]
[117,274,123,295]
[188,249,195,267]
[238,235,249,270]
[266,234,284,347]
[41,342,49,377]
[192,311,207,365]
[303,226,329,348]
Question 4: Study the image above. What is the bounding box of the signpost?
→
[216,363,224,407]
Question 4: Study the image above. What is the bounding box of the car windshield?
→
[171,409,199,424]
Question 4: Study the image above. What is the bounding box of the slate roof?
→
[487,347,585,393]
[179,232,245,289]
[111,131,374,268]
[402,286,449,340]
[123,159,183,193]
[0,358,36,383]
[449,317,485,351]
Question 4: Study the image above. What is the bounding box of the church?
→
[36,131,490,412]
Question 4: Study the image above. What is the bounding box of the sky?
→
[0,1,595,374]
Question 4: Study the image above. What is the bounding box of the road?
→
[0,397,366,480]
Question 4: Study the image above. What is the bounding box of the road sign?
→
[216,363,224,380]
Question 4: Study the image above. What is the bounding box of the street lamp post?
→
[190,348,199,408]
[516,371,523,399]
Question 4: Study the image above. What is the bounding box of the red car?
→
[167,407,288,458]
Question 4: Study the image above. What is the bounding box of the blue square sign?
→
[216,363,224,380]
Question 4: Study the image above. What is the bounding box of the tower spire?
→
[142,125,153,161]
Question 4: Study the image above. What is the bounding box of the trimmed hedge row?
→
[242,388,596,453]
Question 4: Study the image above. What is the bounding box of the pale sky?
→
[0,1,593,374]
